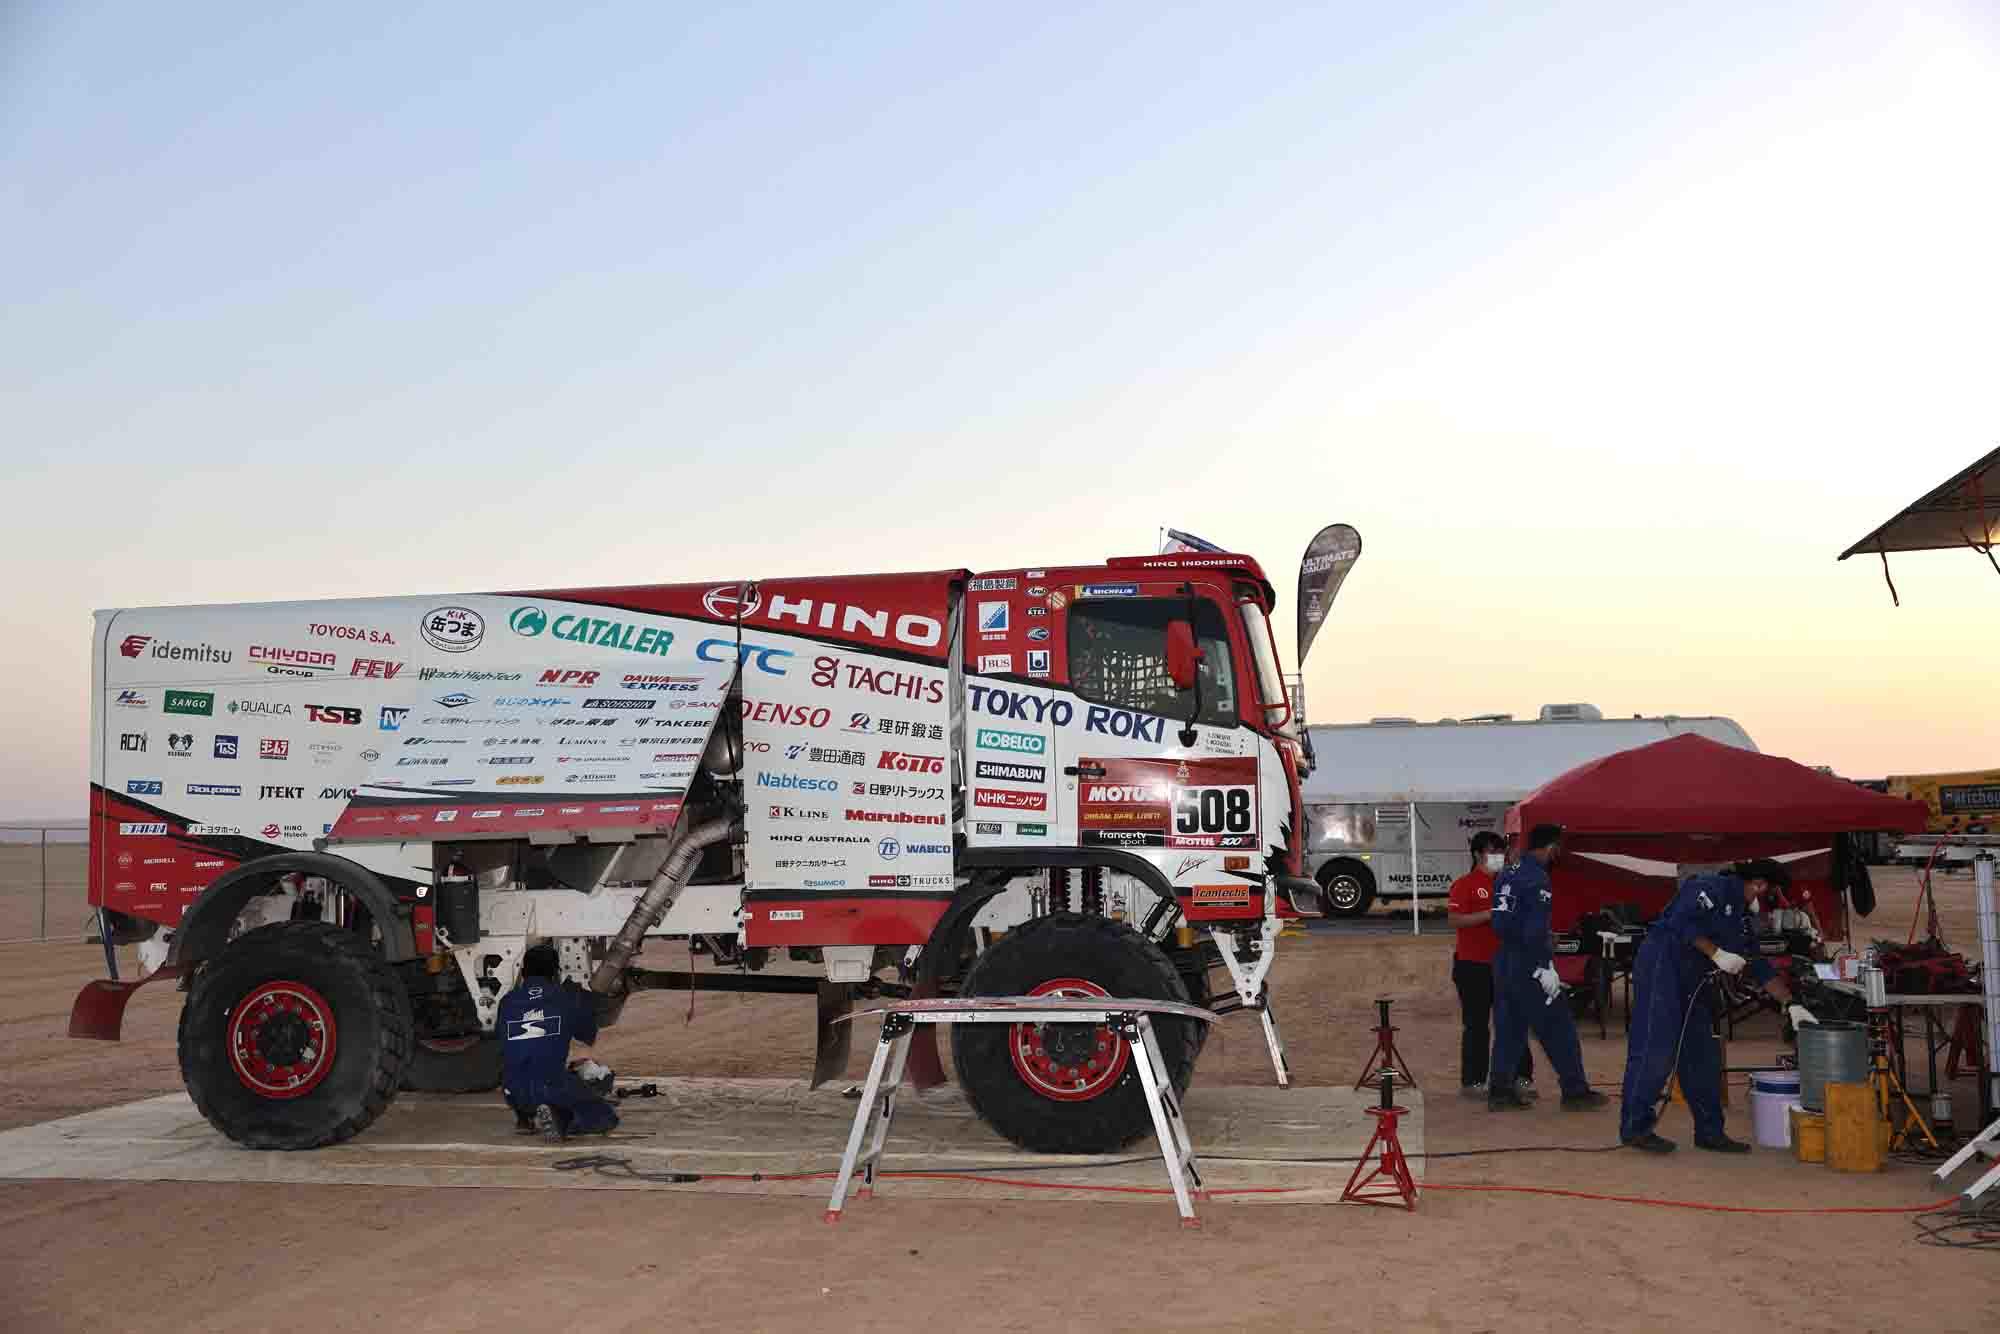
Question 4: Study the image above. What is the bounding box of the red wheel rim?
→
[1008,977,1129,1102]
[227,980,338,1099]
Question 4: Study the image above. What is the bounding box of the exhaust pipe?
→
[590,810,740,994]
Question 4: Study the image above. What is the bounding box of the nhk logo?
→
[976,728,1044,755]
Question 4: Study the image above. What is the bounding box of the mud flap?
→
[68,966,180,1041]
[902,978,947,1089]
[811,980,854,1088]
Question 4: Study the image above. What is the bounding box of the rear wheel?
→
[179,921,412,1149]
[1318,859,1376,917]
[953,914,1200,1154]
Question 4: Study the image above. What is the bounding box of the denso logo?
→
[698,638,793,675]
[1085,784,1169,803]
[706,586,943,650]
[810,655,944,704]
[539,669,600,687]
[877,751,944,774]
[756,771,839,792]
[968,684,1072,726]
[976,727,1046,755]
[740,700,831,728]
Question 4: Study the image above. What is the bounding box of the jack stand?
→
[1342,1068,1418,1210]
[1210,919,1290,1087]
[1867,1007,1938,1151]
[1355,997,1418,1090]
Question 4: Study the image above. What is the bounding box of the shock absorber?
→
[1049,868,1073,915]
[1082,866,1105,918]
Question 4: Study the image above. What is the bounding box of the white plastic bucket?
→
[1748,1071,1802,1149]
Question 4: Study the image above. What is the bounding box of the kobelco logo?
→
[702,585,761,621]
[509,606,549,637]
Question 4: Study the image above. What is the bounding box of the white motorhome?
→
[1303,705,1757,915]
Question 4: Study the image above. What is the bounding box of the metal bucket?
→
[1797,1022,1869,1111]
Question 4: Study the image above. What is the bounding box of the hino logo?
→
[877,751,944,774]
[709,587,943,649]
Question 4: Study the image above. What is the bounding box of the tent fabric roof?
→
[1840,444,2000,559]
[1302,716,1755,805]
[1504,733,1929,837]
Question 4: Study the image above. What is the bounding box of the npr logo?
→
[349,659,404,679]
[539,669,600,687]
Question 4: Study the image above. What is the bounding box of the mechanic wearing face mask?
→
[1448,831,1535,1099]
[1488,824,1608,1113]
[1619,858,1816,1154]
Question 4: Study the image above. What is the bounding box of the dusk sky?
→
[4,1,1997,820]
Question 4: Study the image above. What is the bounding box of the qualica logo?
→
[877,751,944,773]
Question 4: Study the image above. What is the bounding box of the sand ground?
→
[0,867,1994,1332]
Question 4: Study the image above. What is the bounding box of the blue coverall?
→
[1488,856,1592,1097]
[1618,873,1773,1143]
[498,976,619,1135]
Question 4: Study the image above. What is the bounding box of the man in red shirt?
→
[1449,832,1534,1098]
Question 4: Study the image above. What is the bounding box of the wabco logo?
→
[976,728,1046,755]
[698,639,793,675]
[877,751,944,774]
[703,586,943,650]
[510,606,674,657]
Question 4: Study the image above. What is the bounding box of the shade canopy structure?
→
[1840,446,2000,604]
[1505,733,1928,853]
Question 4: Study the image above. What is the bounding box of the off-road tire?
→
[1318,858,1376,917]
[403,1035,504,1093]
[953,913,1201,1154]
[179,921,412,1149]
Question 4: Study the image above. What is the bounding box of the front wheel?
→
[179,921,412,1149]
[952,914,1200,1154]
[1318,859,1376,917]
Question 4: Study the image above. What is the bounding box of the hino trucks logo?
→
[707,586,944,650]
[119,635,233,664]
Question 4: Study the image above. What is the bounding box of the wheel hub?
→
[227,980,338,1099]
[1009,977,1130,1102]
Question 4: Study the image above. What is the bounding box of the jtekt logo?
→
[259,785,304,800]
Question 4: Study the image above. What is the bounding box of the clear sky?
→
[3,2,1997,820]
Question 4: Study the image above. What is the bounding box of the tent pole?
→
[1410,800,1420,937]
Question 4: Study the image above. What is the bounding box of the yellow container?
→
[1790,1108,1826,1163]
[1825,1081,1884,1173]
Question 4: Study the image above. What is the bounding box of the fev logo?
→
[976,727,1045,755]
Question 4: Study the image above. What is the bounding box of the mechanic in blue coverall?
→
[1488,824,1609,1112]
[1619,860,1815,1154]
[499,942,619,1142]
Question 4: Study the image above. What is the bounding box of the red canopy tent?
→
[1502,733,1928,935]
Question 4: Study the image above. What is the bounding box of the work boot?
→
[1488,1089,1532,1112]
[1561,1090,1610,1111]
[1694,1133,1752,1154]
[1515,1078,1540,1101]
[1460,1083,1489,1100]
[533,1104,565,1144]
[1623,1132,1677,1153]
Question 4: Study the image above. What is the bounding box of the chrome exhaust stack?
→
[590,809,741,995]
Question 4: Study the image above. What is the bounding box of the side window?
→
[1066,598,1236,727]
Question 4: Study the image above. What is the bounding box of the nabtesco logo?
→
[756,771,839,792]
[976,728,1045,755]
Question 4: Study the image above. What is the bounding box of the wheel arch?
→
[916,849,1184,983]
[169,851,418,969]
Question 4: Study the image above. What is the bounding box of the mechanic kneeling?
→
[499,942,619,1142]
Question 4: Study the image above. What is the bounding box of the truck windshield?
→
[1239,601,1289,727]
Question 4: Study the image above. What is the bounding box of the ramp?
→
[0,1079,1423,1206]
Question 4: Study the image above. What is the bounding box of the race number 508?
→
[1172,785,1254,835]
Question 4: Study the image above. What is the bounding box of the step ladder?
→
[1935,853,2000,1200]
[825,995,1217,1226]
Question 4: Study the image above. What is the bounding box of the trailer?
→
[1301,706,1756,916]
[74,554,1318,1154]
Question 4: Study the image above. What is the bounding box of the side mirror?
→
[1165,619,1201,691]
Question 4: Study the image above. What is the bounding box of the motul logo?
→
[877,751,944,774]
[1085,784,1168,803]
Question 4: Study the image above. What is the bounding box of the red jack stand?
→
[1342,1069,1419,1211]
[1354,997,1418,1090]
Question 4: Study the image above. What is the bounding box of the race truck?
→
[73,553,1318,1154]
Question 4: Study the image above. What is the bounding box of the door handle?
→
[1063,764,1106,778]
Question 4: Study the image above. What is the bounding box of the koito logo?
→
[877,751,944,774]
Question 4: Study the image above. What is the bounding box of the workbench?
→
[1819,981,1992,1127]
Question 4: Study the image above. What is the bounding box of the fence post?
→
[39,828,49,941]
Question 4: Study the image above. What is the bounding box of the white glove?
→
[1533,965,1563,1001]
[1709,947,1747,976]
[574,1058,612,1084]
[1788,1005,1819,1028]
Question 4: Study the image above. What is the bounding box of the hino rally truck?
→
[73,553,1318,1154]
